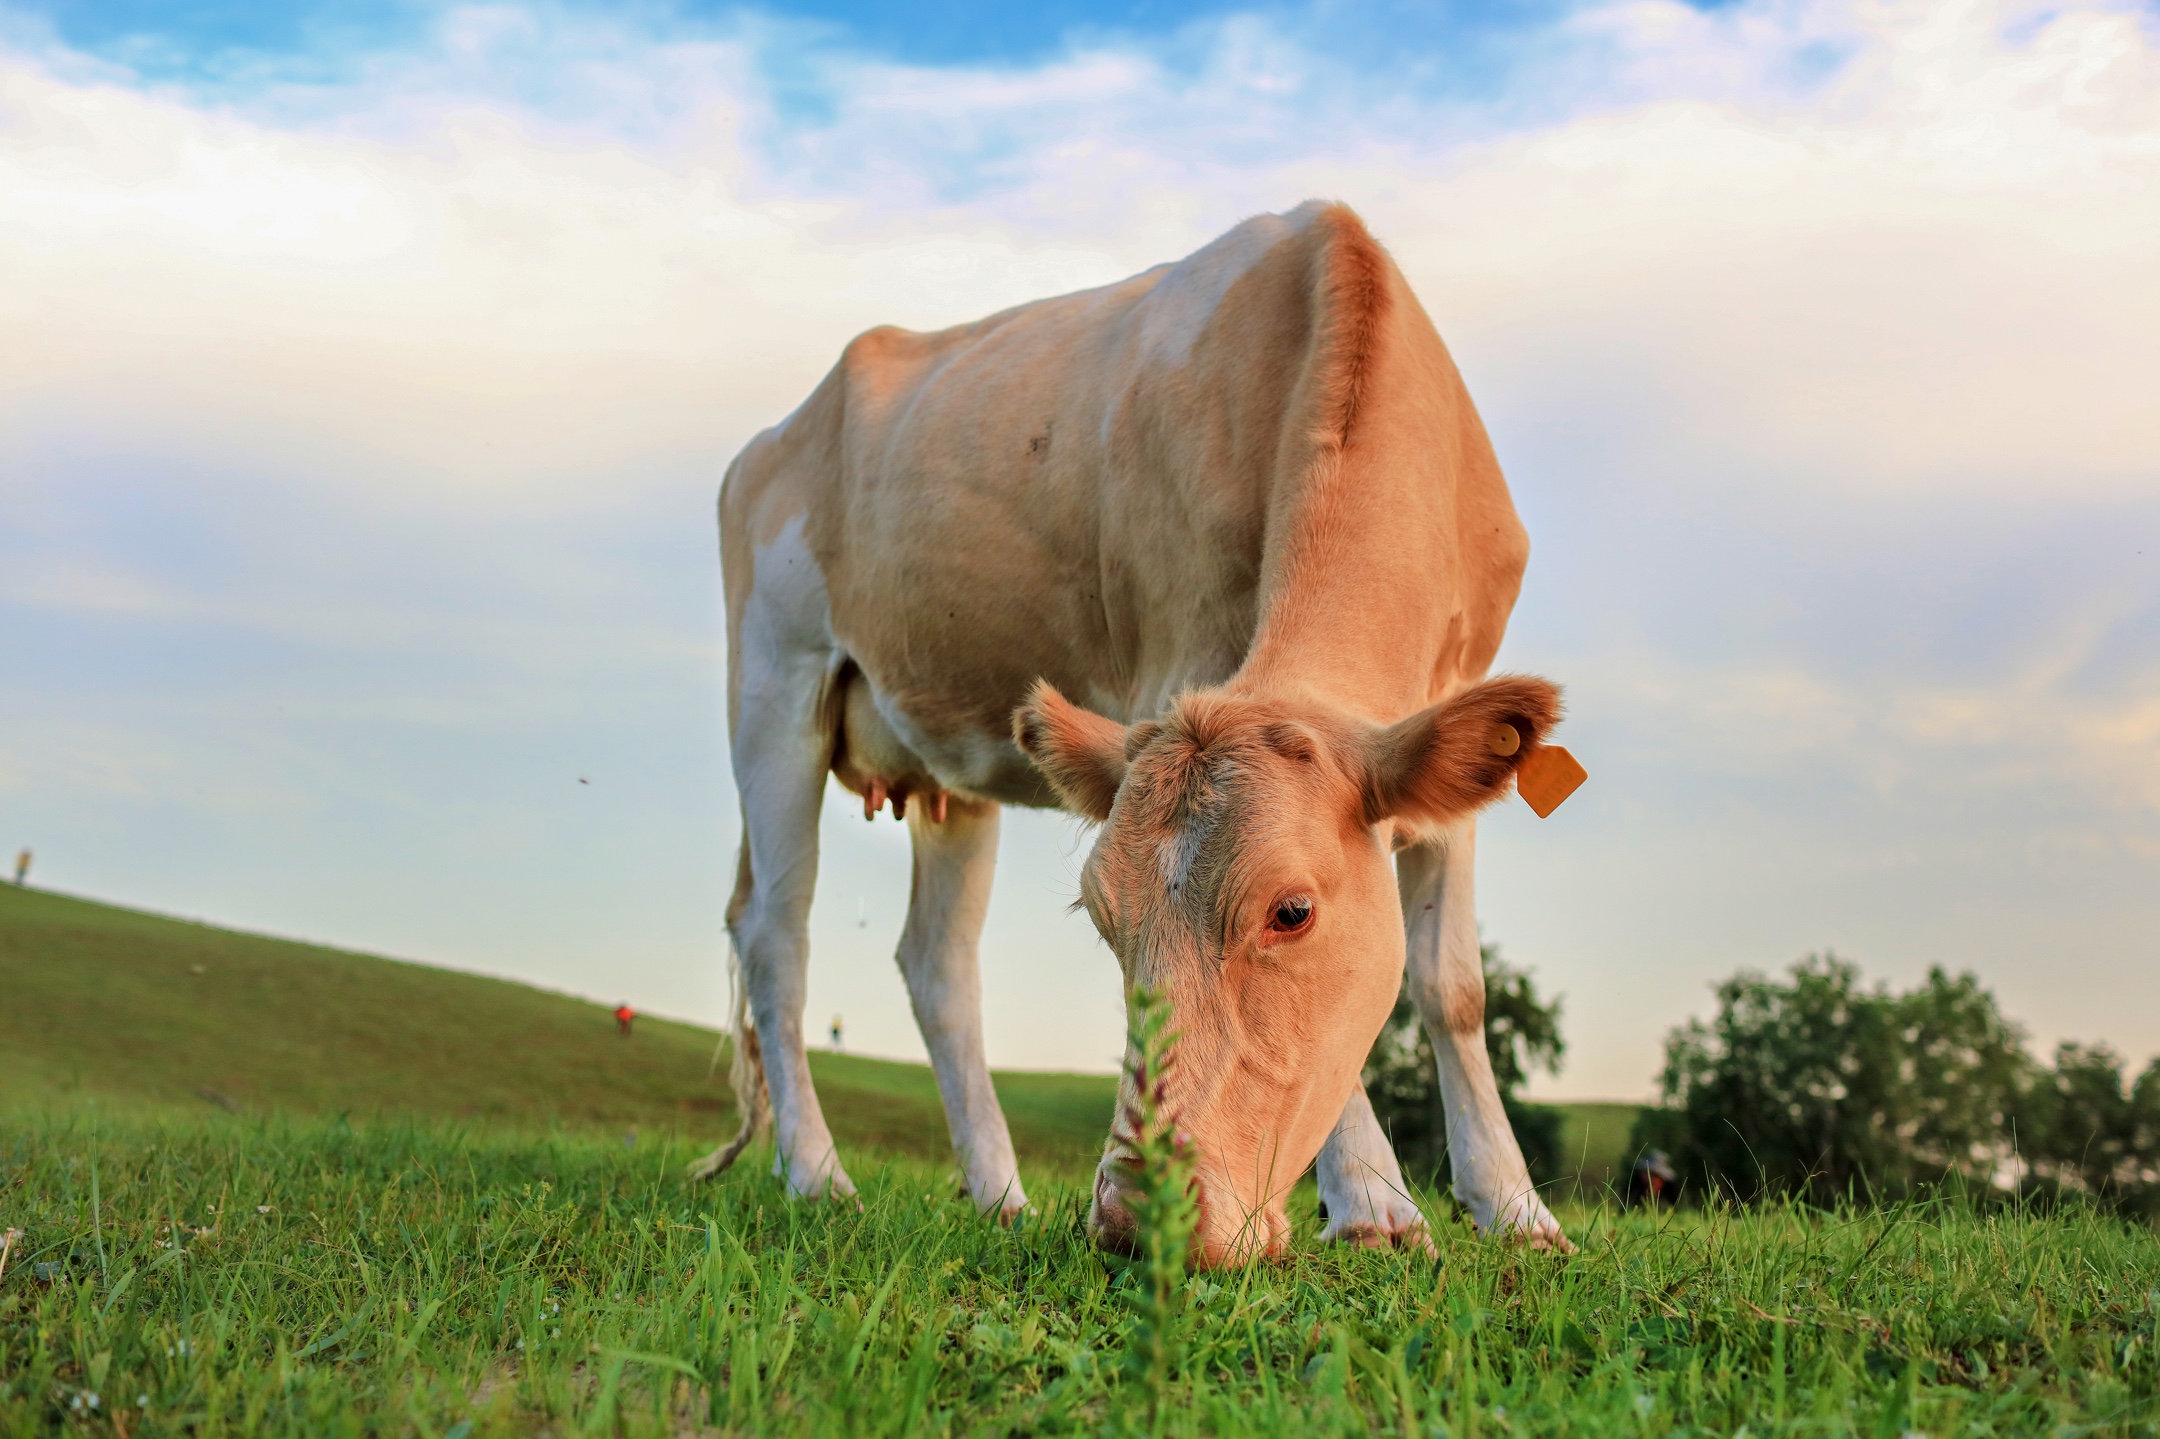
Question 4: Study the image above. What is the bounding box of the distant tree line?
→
[1632,953,2160,1212]
[1363,943,1567,1187]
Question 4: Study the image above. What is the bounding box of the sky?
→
[1,0,2155,1100]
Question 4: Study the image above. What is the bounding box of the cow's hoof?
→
[778,1166,860,1206]
[1497,1206,1573,1254]
[957,1179,1030,1224]
[1320,1192,1436,1255]
[1324,1219,1437,1255]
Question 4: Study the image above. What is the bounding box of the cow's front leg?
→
[897,795,1028,1219]
[1400,824,1569,1250]
[1315,1084,1434,1251]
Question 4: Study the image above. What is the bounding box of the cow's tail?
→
[688,840,769,1181]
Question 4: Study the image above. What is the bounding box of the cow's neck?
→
[1225,451,1469,724]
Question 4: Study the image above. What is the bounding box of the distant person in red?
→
[614,1004,636,1038]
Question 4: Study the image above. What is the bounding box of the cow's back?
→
[721,202,1525,795]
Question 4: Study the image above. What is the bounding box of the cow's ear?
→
[1013,680,1130,822]
[1360,676,1563,829]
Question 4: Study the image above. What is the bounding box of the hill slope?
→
[0,883,1115,1173]
[0,883,1635,1191]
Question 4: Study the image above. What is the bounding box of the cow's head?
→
[1014,675,1560,1265]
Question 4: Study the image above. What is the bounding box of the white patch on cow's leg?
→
[1399,824,1570,1250]
[729,519,855,1202]
[897,798,1028,1219]
[1315,1085,1434,1252]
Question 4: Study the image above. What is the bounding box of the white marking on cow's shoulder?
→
[740,514,834,663]
[733,513,837,863]
[734,514,840,814]
[1132,203,1328,370]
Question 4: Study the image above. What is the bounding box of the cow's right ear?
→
[1359,675,1563,832]
[1013,680,1129,822]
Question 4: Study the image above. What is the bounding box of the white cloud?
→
[7,0,2156,501]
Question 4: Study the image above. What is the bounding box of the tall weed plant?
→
[1115,986,1198,1434]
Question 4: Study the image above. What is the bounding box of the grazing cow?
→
[694,201,1572,1262]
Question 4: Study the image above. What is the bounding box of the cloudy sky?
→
[3,0,2155,1098]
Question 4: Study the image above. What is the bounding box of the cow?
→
[693,201,1572,1263]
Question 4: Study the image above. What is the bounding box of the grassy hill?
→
[0,882,1634,1191]
[1547,1100,1641,1195]
[0,882,1115,1175]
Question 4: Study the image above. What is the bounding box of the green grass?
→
[4,1112,2158,1436]
[11,883,2155,1434]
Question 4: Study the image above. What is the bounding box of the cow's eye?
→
[1269,896,1315,934]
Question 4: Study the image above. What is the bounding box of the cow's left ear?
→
[1013,680,1131,822]
[1359,676,1562,828]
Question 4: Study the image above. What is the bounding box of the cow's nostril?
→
[1091,1218,1138,1256]
[1088,1169,1141,1255]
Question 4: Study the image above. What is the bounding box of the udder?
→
[830,664,953,823]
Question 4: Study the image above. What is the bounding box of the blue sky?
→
[25,0,1223,66]
[16,0,1595,72]
[2,0,2156,1097]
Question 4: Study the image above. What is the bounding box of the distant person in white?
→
[12,850,27,886]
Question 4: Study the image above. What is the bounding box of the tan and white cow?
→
[695,200,1571,1262]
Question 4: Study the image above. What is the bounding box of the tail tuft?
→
[687,929,770,1181]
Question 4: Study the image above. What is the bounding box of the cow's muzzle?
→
[1087,1149,1289,1267]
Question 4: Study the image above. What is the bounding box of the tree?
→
[1633,954,2160,1210]
[2021,1042,2160,1203]
[1634,955,2032,1204]
[1362,943,1565,1187]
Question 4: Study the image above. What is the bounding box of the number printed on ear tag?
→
[1516,745,1587,818]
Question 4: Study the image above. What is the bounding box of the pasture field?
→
[9,884,2155,1434]
[4,1110,2159,1437]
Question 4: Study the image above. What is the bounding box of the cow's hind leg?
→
[689,611,854,1200]
[1399,822,1568,1249]
[897,796,1029,1218]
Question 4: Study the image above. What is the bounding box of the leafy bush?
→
[1633,953,2160,1209]
[1363,943,1565,1185]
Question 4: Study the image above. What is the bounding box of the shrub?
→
[1363,943,1565,1185]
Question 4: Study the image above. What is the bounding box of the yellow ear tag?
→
[1486,723,1521,757]
[1516,744,1586,818]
